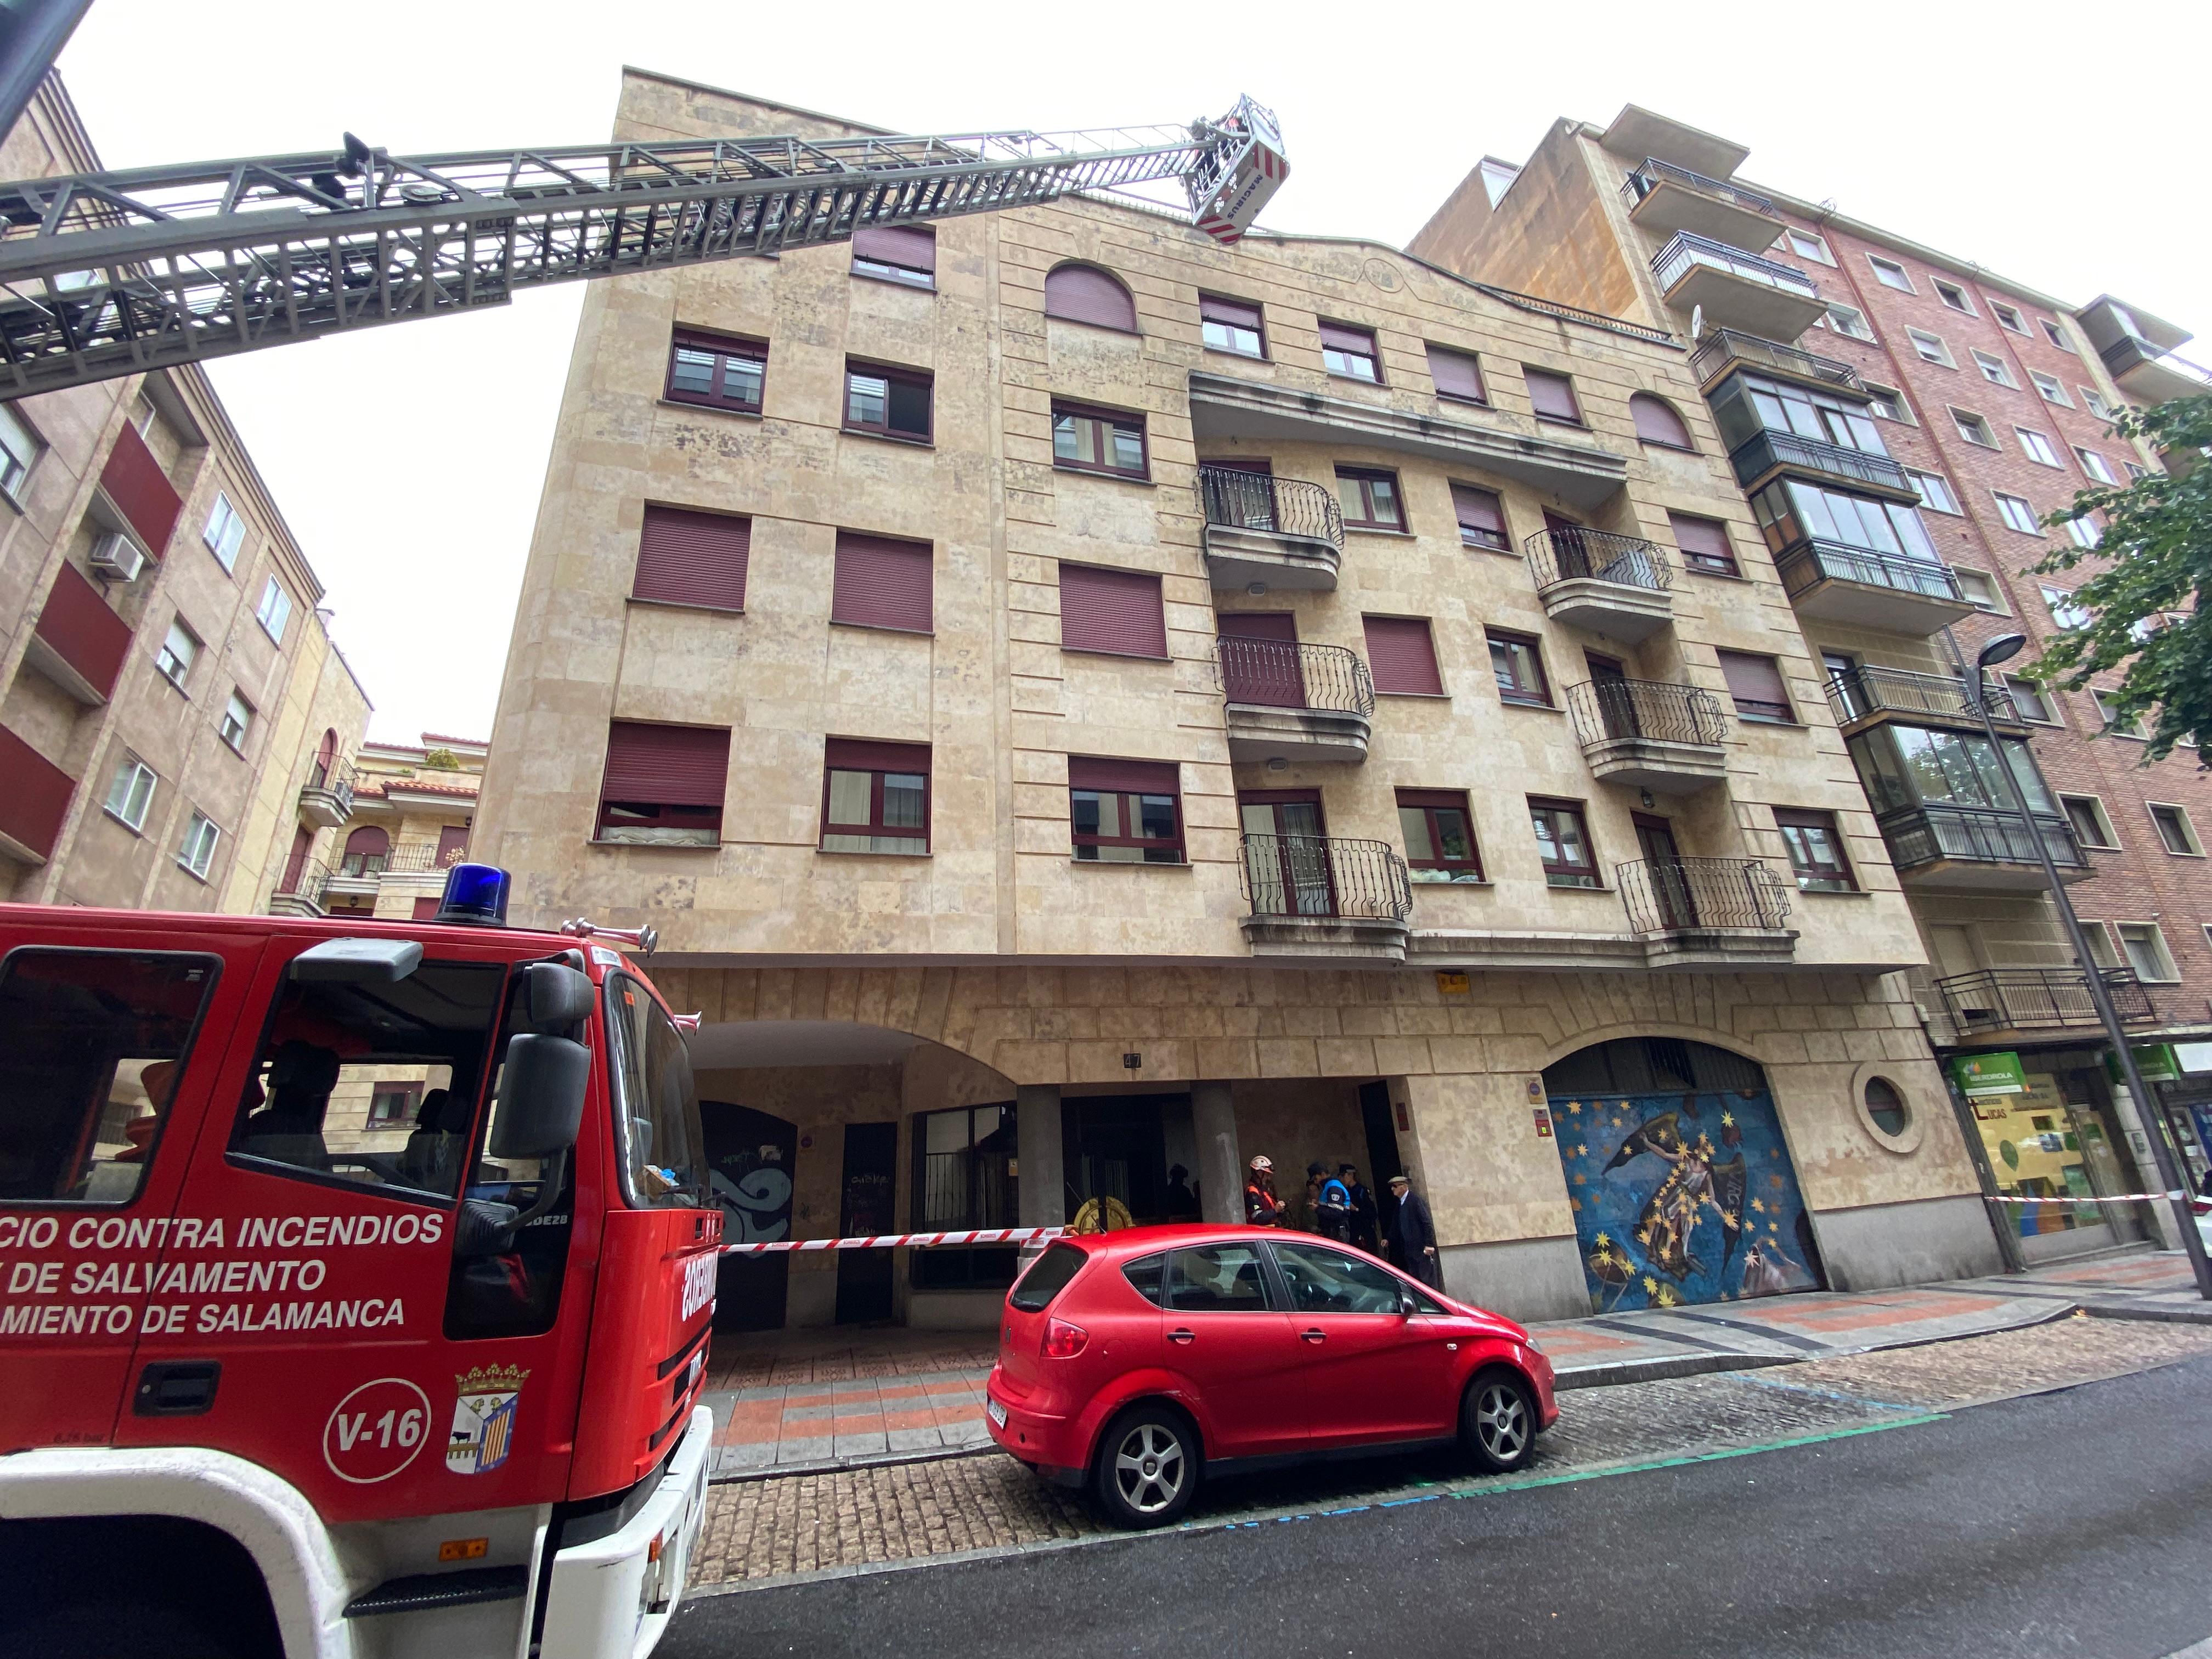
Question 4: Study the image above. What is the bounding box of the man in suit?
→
[1387,1172,1441,1289]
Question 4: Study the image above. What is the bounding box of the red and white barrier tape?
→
[1987,1192,2187,1205]
[720,1226,1064,1256]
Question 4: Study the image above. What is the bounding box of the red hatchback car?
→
[985,1224,1558,1527]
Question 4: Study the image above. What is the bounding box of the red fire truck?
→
[0,864,721,1658]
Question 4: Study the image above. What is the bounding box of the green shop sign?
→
[1950,1052,2027,1098]
[2104,1043,2182,1085]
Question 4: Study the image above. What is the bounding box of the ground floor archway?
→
[1545,1037,1824,1313]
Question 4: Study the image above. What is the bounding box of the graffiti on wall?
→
[1551,1089,1821,1312]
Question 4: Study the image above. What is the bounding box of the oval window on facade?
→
[1864,1076,1910,1137]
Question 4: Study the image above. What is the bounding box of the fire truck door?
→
[117,941,587,1525]
[0,926,262,1451]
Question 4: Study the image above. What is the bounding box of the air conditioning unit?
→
[88,531,145,584]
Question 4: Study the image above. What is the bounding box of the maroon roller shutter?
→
[853,224,935,272]
[634,506,749,611]
[1068,756,1180,794]
[1668,511,1739,575]
[1059,563,1167,658]
[1451,484,1506,547]
[1631,393,1694,448]
[832,532,933,631]
[1716,651,1791,718]
[825,737,931,774]
[1363,616,1444,695]
[1044,265,1137,331]
[1200,295,1262,330]
[1427,343,1486,403]
[601,721,731,807]
[1318,320,1377,356]
[1524,368,1581,423]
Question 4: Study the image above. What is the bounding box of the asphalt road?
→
[665,1352,2212,1659]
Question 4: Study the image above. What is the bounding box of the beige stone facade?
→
[0,73,370,917]
[474,71,2006,1327]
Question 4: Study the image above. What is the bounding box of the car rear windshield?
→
[1009,1242,1086,1312]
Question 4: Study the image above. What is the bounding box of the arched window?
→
[341,823,390,877]
[1043,263,1137,333]
[312,727,338,788]
[1630,393,1695,451]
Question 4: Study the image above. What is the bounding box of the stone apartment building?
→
[0,72,371,917]
[1410,106,2210,1263]
[272,731,482,923]
[473,70,2015,1332]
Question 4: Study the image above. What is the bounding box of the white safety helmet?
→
[1249,1155,1273,1172]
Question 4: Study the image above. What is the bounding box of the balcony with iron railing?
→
[1876,803,2089,891]
[1774,538,1974,634]
[299,755,356,830]
[1650,231,1826,342]
[1726,428,1916,499]
[1523,527,1673,642]
[1196,466,1345,592]
[1689,329,1864,394]
[1566,679,1730,793]
[1238,833,1413,963]
[1825,665,2025,733]
[269,852,330,917]
[1616,857,1795,966]
[1217,636,1374,764]
[333,839,467,883]
[1935,966,2156,1041]
[1620,157,1780,250]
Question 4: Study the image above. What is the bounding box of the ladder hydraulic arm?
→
[0,99,1285,400]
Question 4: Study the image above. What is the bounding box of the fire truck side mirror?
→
[490,1032,590,1161]
[524,961,595,1033]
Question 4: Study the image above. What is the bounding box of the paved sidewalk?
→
[695,1250,2200,1478]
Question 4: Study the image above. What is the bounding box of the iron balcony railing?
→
[1196,466,1345,550]
[1775,539,1963,606]
[1825,665,2023,730]
[1616,857,1791,936]
[1689,329,1863,392]
[1875,803,2086,872]
[1524,527,1672,594]
[338,840,466,879]
[1216,636,1374,715]
[1651,232,1820,303]
[1566,678,1729,749]
[1936,966,2156,1036]
[302,755,356,810]
[273,852,330,907]
[1238,833,1412,923]
[1728,428,1913,495]
[1620,157,1779,219]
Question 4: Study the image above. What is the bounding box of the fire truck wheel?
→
[0,1518,282,1659]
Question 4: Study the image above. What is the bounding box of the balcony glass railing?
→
[1689,329,1863,391]
[1728,429,1912,495]
[1197,467,1345,549]
[1875,803,2086,872]
[1936,967,2155,1035]
[1566,678,1728,749]
[1238,834,1411,923]
[1651,232,1820,303]
[1524,527,1672,594]
[1775,539,1963,606]
[1616,857,1791,936]
[1620,157,1779,219]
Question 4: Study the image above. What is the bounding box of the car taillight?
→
[1041,1318,1088,1359]
[2194,1199,2210,1216]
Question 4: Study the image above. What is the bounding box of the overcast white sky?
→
[55,0,2209,744]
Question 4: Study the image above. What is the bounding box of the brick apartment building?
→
[0,72,372,917]
[472,70,2020,1332]
[1411,106,2211,1262]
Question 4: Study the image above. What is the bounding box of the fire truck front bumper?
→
[539,1406,716,1659]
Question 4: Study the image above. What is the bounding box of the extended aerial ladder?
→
[0,98,1286,399]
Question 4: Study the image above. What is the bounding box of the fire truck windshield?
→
[602,973,709,1210]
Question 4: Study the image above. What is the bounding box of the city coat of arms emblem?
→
[447,1363,529,1475]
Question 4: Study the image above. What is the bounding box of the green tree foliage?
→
[2030,395,2212,764]
[423,747,461,770]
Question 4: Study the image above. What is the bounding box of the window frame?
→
[1867,254,1916,292]
[1522,366,1584,426]
[2041,584,2090,629]
[1932,278,1976,315]
[1907,328,1955,367]
[1528,796,1602,889]
[595,721,730,848]
[104,752,156,833]
[255,577,291,644]
[1395,788,1484,884]
[1335,466,1406,532]
[2015,427,2063,468]
[2059,794,2118,848]
[2148,803,2202,857]
[1864,382,1913,423]
[1319,320,1383,383]
[1716,648,1796,725]
[1950,566,2003,613]
[2005,676,2057,725]
[842,359,934,444]
[2081,387,2113,419]
[0,400,41,501]
[2040,319,2075,353]
[1051,399,1150,480]
[1951,407,1997,447]
[2029,371,2072,407]
[850,225,936,289]
[1449,482,1508,550]
[1629,393,1696,452]
[1069,775,1186,866]
[1970,349,2017,388]
[2091,690,2145,738]
[1991,302,2028,335]
[663,328,767,415]
[911,1103,1020,1289]
[1824,303,1875,342]
[219,690,254,753]
[1994,492,2041,535]
[1425,342,1487,406]
[1905,468,1960,515]
[1785,229,1835,266]
[175,809,220,881]
[2115,922,2180,983]
[202,492,247,572]
[1199,294,1267,359]
[1774,807,1857,893]
[1667,510,1740,577]
[155,617,200,691]
[819,746,932,856]
[1485,628,1552,707]
[2073,447,2116,485]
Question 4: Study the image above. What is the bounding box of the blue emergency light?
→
[433,862,511,927]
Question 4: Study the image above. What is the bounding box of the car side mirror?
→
[490,1032,589,1160]
[1399,1288,1420,1317]
[524,962,594,1034]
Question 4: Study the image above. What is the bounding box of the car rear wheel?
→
[1460,1368,1538,1474]
[1091,1404,1198,1529]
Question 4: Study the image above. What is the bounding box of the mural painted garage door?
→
[1545,1037,1824,1313]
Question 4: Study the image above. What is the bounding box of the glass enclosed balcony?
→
[1847,723,2088,890]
